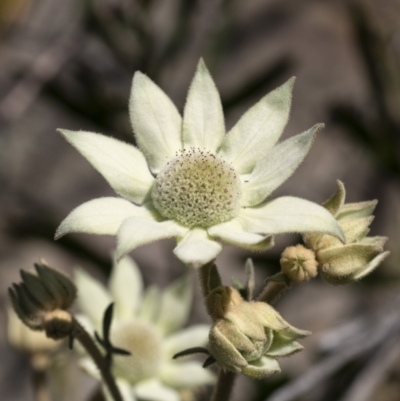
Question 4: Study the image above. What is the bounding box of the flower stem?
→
[258,278,292,304]
[72,318,123,401]
[30,362,50,401]
[210,369,236,401]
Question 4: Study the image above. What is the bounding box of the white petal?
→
[156,274,193,336]
[55,197,152,239]
[218,77,295,174]
[241,124,322,207]
[75,269,112,330]
[208,219,274,251]
[164,324,210,358]
[137,285,161,324]
[116,217,188,261]
[182,59,225,152]
[58,130,154,204]
[160,361,215,388]
[109,256,143,321]
[173,228,222,268]
[134,379,180,401]
[129,72,182,173]
[238,196,345,240]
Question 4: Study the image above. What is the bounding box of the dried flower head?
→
[55,59,343,267]
[8,262,76,340]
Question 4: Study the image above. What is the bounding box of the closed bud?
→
[280,245,318,282]
[208,287,310,378]
[303,181,389,284]
[9,262,76,339]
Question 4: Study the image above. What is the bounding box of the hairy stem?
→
[73,319,123,401]
[210,369,237,401]
[258,279,292,304]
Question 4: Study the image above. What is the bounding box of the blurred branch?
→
[338,332,400,401]
[267,308,400,401]
[330,3,400,178]
[222,57,293,111]
[0,26,82,124]
[2,178,112,274]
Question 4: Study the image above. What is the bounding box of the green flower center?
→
[111,321,162,384]
[152,149,241,228]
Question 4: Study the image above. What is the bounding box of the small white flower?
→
[55,59,344,267]
[75,256,214,401]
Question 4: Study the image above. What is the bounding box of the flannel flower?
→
[75,256,214,401]
[55,59,344,267]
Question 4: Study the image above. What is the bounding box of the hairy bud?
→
[8,262,76,339]
[280,245,318,283]
[304,181,389,284]
[207,287,310,378]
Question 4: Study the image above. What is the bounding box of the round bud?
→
[280,245,318,283]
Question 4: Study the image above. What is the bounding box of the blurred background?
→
[1,0,400,400]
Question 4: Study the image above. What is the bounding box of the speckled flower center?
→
[152,149,241,228]
[111,321,162,384]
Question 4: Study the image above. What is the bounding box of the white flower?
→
[55,59,344,267]
[75,256,214,401]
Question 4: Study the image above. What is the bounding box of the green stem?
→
[73,319,123,401]
[210,369,236,401]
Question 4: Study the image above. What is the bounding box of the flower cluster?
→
[55,59,343,267]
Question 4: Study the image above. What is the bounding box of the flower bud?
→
[207,287,310,378]
[303,181,389,284]
[9,262,77,339]
[280,245,318,283]
[7,308,61,354]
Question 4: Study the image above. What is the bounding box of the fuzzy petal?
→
[58,130,153,204]
[319,244,383,277]
[134,379,180,401]
[173,228,222,268]
[352,251,390,281]
[163,324,210,358]
[241,125,321,207]
[129,72,182,173]
[266,340,304,357]
[238,196,345,241]
[55,198,152,239]
[137,285,161,324]
[182,59,225,152]
[208,219,274,251]
[322,180,346,216]
[336,199,378,220]
[116,217,188,261]
[241,356,281,379]
[109,256,143,321]
[75,269,112,330]
[219,78,295,174]
[156,274,193,336]
[160,361,215,388]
